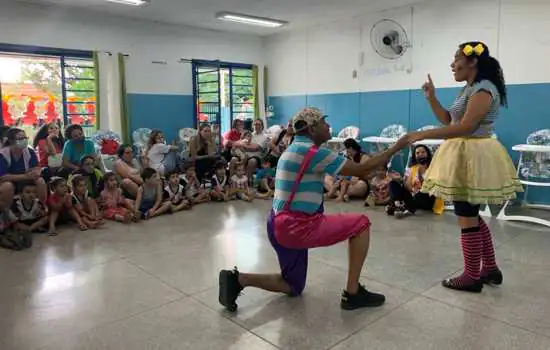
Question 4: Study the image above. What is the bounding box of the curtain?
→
[118,54,130,144]
[252,65,259,120]
[263,65,268,117]
[93,52,101,129]
[97,51,125,141]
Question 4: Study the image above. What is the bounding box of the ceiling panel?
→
[14,0,429,35]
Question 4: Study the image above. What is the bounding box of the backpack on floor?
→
[0,231,33,251]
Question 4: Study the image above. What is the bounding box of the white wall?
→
[265,0,550,96]
[0,1,264,96]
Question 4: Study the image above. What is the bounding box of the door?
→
[193,61,221,146]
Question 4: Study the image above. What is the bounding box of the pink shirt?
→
[100,188,125,209]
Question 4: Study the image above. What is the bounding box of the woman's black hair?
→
[33,123,65,149]
[64,124,84,140]
[343,138,363,163]
[141,167,157,181]
[117,144,132,159]
[4,128,25,147]
[409,144,433,167]
[459,42,507,107]
[0,125,10,145]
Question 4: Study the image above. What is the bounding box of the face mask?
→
[15,139,28,149]
[417,157,429,165]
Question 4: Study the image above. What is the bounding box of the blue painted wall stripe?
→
[266,83,550,204]
[127,93,194,142]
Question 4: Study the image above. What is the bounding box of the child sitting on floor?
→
[325,175,354,202]
[100,172,137,223]
[135,167,171,220]
[68,155,104,199]
[210,161,230,202]
[368,165,402,207]
[48,177,87,235]
[180,162,210,204]
[230,164,253,202]
[164,170,191,212]
[12,182,49,233]
[0,182,32,251]
[71,174,103,228]
[255,157,276,199]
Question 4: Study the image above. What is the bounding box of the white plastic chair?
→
[337,126,360,140]
[266,125,283,141]
[132,128,152,167]
[380,124,407,139]
[90,130,122,172]
[178,128,198,159]
[524,129,550,178]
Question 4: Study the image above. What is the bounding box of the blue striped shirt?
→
[272,136,346,214]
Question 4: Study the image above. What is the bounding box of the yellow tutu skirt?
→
[421,138,523,204]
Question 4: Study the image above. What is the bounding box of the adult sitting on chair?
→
[386,144,444,218]
[230,119,268,179]
[189,123,218,182]
[62,124,97,171]
[266,120,295,166]
[0,128,48,203]
[33,122,72,180]
[115,144,143,198]
[222,119,244,163]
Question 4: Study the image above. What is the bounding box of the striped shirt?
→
[272,136,346,214]
[449,79,500,137]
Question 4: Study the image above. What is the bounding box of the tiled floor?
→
[1,201,549,350]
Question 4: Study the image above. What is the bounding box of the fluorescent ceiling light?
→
[106,0,150,6]
[216,12,287,28]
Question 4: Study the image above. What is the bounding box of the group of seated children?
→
[11,155,277,237]
[191,157,275,203]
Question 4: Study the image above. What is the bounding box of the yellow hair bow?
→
[463,43,485,56]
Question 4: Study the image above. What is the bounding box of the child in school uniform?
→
[164,170,191,212]
[210,161,231,202]
[11,181,48,232]
[180,163,210,204]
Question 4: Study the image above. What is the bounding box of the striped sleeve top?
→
[449,79,501,137]
[272,135,347,214]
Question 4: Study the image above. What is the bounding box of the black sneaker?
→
[218,267,243,312]
[340,285,386,310]
[480,269,503,285]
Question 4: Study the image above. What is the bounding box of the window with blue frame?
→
[0,43,97,138]
[192,60,255,140]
